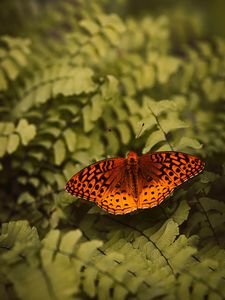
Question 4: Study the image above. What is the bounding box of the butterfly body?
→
[65,151,205,215]
[126,151,140,200]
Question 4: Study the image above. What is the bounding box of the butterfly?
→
[65,151,205,215]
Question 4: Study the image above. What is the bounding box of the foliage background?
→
[0,0,225,299]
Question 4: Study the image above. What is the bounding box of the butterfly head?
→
[127,151,138,165]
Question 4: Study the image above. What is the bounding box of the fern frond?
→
[0,36,31,92]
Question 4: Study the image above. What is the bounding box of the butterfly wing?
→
[65,157,137,214]
[100,184,137,215]
[138,151,205,209]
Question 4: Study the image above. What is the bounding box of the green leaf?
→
[169,237,196,270]
[117,122,131,144]
[63,129,77,152]
[35,83,52,104]
[143,97,177,116]
[47,66,97,97]
[101,75,119,100]
[0,122,14,134]
[176,137,202,150]
[98,276,114,300]
[135,64,155,90]
[80,19,100,35]
[41,229,61,250]
[53,139,66,166]
[68,67,97,95]
[0,136,7,157]
[97,14,126,33]
[10,49,28,67]
[143,130,165,152]
[151,220,179,249]
[0,220,39,250]
[171,201,191,226]
[124,97,141,115]
[82,105,94,133]
[91,35,108,57]
[156,144,172,151]
[155,56,182,84]
[0,69,7,90]
[122,76,136,96]
[58,230,82,252]
[7,133,20,153]
[91,95,104,122]
[54,173,66,189]
[16,119,36,145]
[18,192,35,204]
[103,27,120,45]
[82,267,98,297]
[76,134,91,150]
[77,240,103,261]
[105,130,120,154]
[1,58,19,80]
[160,115,188,134]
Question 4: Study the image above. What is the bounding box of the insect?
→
[65,151,205,215]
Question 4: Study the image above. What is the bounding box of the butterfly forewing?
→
[138,151,205,209]
[66,157,137,213]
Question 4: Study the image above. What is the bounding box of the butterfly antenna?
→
[129,122,145,151]
[135,122,145,139]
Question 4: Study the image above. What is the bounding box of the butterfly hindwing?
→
[100,186,137,214]
[138,180,174,209]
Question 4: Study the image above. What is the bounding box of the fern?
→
[0,1,225,299]
[0,36,31,92]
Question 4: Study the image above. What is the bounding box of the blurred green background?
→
[1,0,225,38]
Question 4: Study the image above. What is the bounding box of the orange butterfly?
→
[65,151,205,215]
